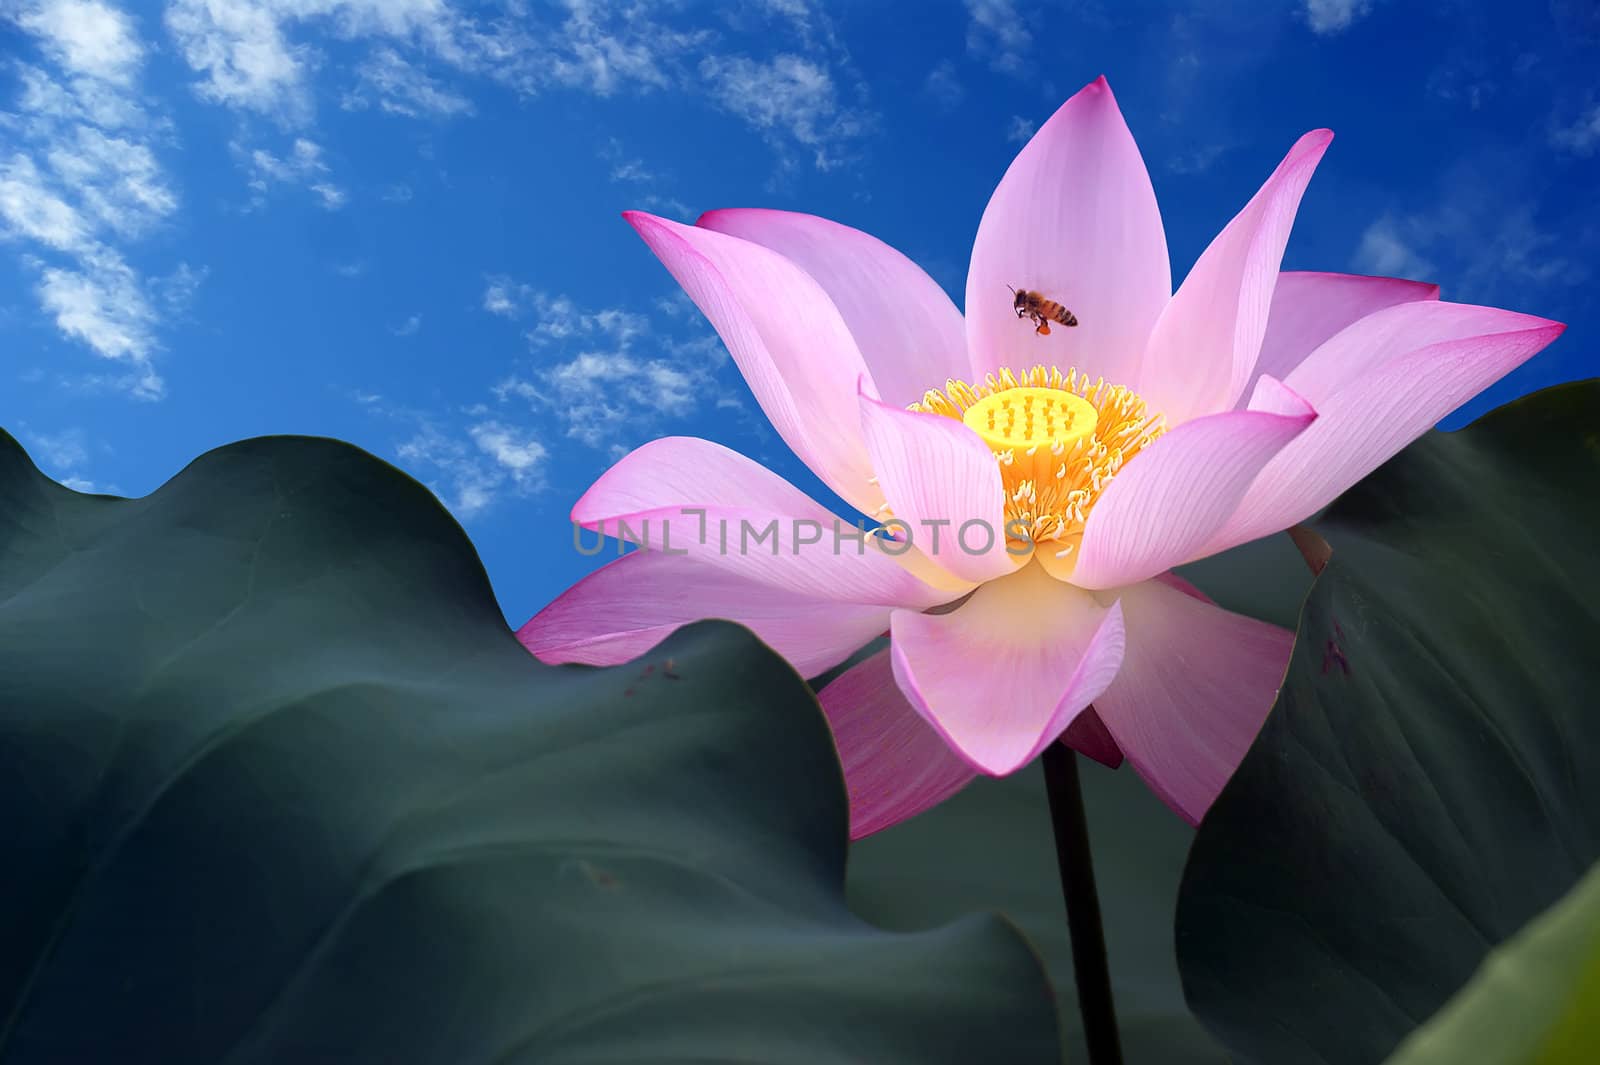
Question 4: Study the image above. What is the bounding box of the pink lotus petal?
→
[1093,577,1294,825]
[1284,299,1552,405]
[1246,270,1441,395]
[625,211,883,515]
[818,649,977,839]
[1066,377,1316,590]
[888,562,1127,776]
[965,76,1170,390]
[858,386,1021,584]
[518,548,890,678]
[697,209,968,409]
[1206,311,1566,555]
[574,436,948,609]
[1059,708,1124,769]
[1139,130,1333,425]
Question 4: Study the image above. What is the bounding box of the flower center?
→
[910,365,1166,556]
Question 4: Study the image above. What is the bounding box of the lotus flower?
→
[520,76,1564,837]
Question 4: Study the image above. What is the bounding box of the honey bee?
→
[1009,286,1079,335]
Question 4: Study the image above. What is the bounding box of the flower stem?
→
[1041,742,1123,1065]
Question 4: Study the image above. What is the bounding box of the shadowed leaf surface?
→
[1176,379,1600,1065]
[1381,858,1600,1065]
[0,430,1060,1065]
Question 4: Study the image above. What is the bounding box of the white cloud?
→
[700,53,867,170]
[392,416,547,518]
[162,1,868,170]
[1354,199,1587,299]
[1005,115,1036,143]
[20,425,121,493]
[482,278,528,317]
[25,425,89,468]
[164,0,459,122]
[1353,216,1437,281]
[390,313,421,336]
[236,137,347,209]
[3,2,174,394]
[44,126,176,235]
[0,154,92,251]
[15,0,144,84]
[488,285,729,452]
[468,420,547,486]
[344,46,474,118]
[1551,103,1600,157]
[924,60,964,107]
[1301,0,1372,35]
[36,253,162,397]
[965,0,1030,74]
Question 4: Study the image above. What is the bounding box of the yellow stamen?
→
[910,365,1166,554]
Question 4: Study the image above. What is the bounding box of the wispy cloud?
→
[482,283,733,456]
[1551,102,1600,157]
[1353,215,1437,281]
[1354,195,1588,301]
[21,424,120,493]
[343,46,474,118]
[2,0,175,396]
[160,1,870,171]
[924,60,964,108]
[390,313,421,336]
[965,0,1030,75]
[599,138,692,218]
[699,53,870,171]
[1005,115,1036,143]
[16,0,144,83]
[392,416,549,518]
[1301,0,1373,35]
[234,137,346,209]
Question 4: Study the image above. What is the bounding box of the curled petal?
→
[1064,376,1316,590]
[573,436,947,609]
[966,76,1170,390]
[889,562,1126,776]
[1093,577,1295,824]
[1206,311,1566,556]
[519,548,890,678]
[818,649,977,839]
[1140,130,1333,425]
[697,209,968,409]
[625,211,883,515]
[1246,270,1441,394]
[859,386,1021,584]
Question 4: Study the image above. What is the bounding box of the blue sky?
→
[2,0,1596,627]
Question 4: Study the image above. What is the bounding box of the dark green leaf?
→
[1176,379,1600,1065]
[848,759,1229,1064]
[0,430,1059,1065]
[1381,858,1600,1065]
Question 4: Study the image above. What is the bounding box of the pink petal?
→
[1059,708,1124,769]
[1139,130,1333,426]
[965,76,1170,390]
[1246,270,1440,394]
[818,649,977,839]
[696,209,968,409]
[888,561,1127,776]
[1284,299,1551,405]
[574,436,948,609]
[625,211,883,515]
[1093,577,1295,825]
[858,387,1022,584]
[1065,377,1316,590]
[518,548,891,678]
[1206,309,1566,555]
